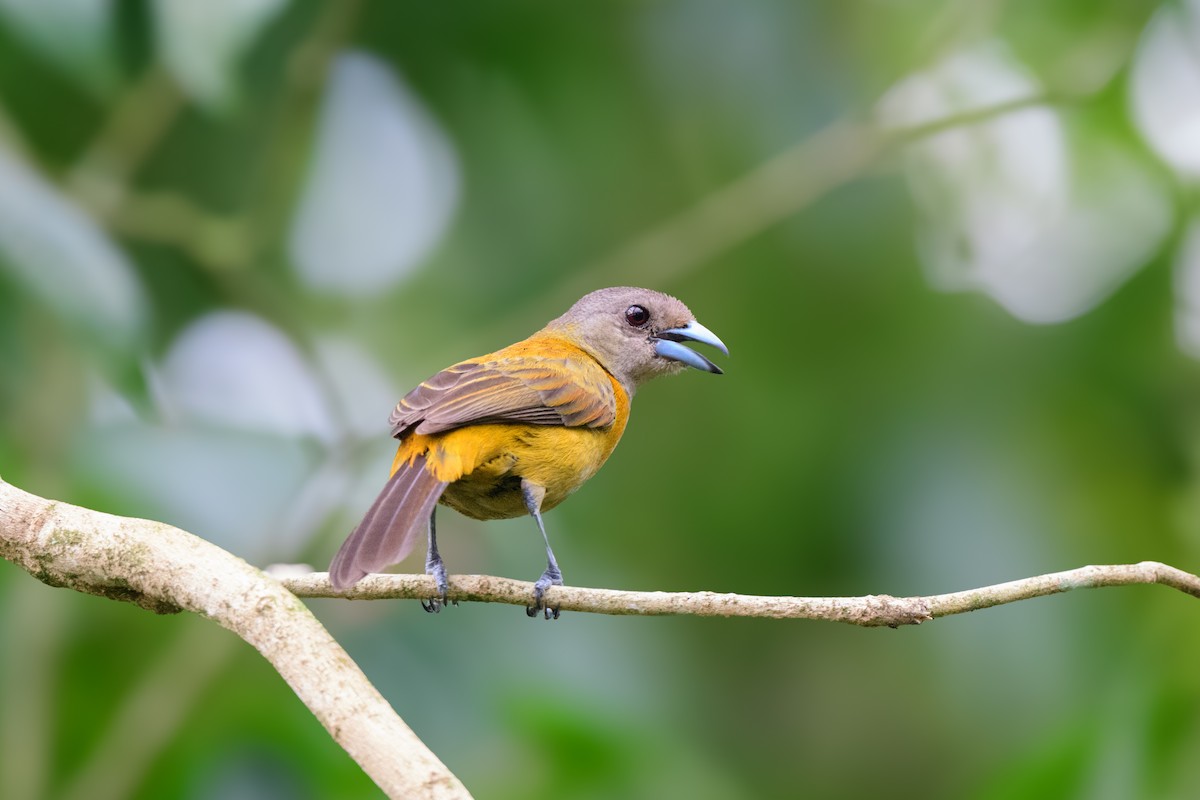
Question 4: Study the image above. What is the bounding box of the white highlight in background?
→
[881,42,1170,324]
[289,52,461,296]
[1130,0,1200,180]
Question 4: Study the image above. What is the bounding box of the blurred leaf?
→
[1130,0,1200,180]
[287,51,460,296]
[156,310,336,443]
[0,0,116,95]
[310,335,398,439]
[0,144,145,351]
[152,0,289,111]
[76,423,315,560]
[99,309,340,557]
[85,369,139,427]
[1173,216,1200,360]
[881,42,1169,324]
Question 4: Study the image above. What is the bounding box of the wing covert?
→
[388,356,616,437]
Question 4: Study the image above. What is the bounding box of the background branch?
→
[0,479,470,800]
[279,563,1200,628]
[489,87,1085,345]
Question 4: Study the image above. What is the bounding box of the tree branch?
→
[0,479,470,800]
[278,563,1200,628]
[5,476,1199,797]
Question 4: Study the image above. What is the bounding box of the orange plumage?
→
[329,287,726,617]
[393,335,630,517]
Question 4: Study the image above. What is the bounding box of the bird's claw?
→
[422,558,453,614]
[524,599,560,620]
[526,569,562,620]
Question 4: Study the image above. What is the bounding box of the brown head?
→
[541,287,728,394]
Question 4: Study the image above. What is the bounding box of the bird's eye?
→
[625,305,650,327]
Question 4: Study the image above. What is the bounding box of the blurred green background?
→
[3,1,1200,798]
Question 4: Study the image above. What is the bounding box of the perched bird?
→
[329,286,727,617]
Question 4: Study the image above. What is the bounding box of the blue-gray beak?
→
[653,320,728,374]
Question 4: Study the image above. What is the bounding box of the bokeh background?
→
[2,1,1200,798]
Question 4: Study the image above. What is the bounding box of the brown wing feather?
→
[389,356,616,437]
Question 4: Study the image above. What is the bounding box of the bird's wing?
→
[389,356,617,437]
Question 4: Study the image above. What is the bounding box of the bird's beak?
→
[653,320,728,374]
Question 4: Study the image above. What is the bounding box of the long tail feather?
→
[329,453,448,590]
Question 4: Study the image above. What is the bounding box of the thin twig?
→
[65,66,185,221]
[484,89,1069,344]
[104,191,253,271]
[279,562,1200,628]
[532,119,886,319]
[573,91,1069,292]
[0,99,37,165]
[4,478,1198,797]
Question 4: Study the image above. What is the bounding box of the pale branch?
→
[0,479,470,800]
[278,563,1200,628]
[5,478,1200,800]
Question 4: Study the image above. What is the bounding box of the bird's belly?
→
[432,423,618,521]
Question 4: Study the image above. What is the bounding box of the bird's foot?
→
[526,566,563,620]
[421,557,454,613]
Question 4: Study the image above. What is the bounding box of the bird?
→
[328,286,727,618]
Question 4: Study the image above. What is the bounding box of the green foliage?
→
[1,1,1199,798]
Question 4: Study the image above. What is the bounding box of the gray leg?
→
[421,507,452,613]
[521,480,562,620]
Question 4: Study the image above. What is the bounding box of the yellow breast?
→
[390,365,631,521]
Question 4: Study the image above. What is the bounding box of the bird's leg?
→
[521,480,562,620]
[421,507,452,613]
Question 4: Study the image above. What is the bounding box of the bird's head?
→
[544,286,728,393]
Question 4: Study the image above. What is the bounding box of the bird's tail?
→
[329,452,448,591]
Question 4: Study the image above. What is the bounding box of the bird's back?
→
[392,334,632,520]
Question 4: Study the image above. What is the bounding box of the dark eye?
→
[625,305,650,327]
